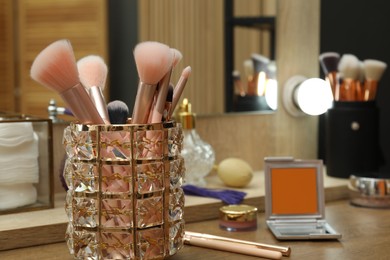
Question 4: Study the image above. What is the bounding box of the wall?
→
[0,0,108,116]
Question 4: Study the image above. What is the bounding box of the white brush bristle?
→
[357,61,365,82]
[133,41,173,84]
[30,39,79,93]
[363,59,387,81]
[251,53,270,64]
[232,70,240,79]
[338,54,360,80]
[243,59,254,77]
[77,55,108,89]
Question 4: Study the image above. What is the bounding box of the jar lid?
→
[219,204,258,222]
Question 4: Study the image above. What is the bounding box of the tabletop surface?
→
[1,199,389,260]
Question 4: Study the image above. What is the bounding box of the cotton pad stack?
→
[0,122,39,210]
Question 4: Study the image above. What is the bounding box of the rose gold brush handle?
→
[131,82,157,124]
[184,233,283,259]
[149,68,172,123]
[185,231,291,256]
[327,71,339,101]
[339,79,357,101]
[60,83,105,124]
[363,80,378,101]
[89,86,110,124]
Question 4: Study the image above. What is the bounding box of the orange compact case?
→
[264,157,341,240]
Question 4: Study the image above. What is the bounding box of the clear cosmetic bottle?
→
[176,99,215,186]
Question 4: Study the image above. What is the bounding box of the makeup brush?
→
[232,70,245,96]
[251,53,270,73]
[77,55,110,124]
[163,84,174,121]
[355,60,365,101]
[363,59,387,101]
[171,48,183,67]
[132,41,173,124]
[338,54,360,101]
[30,39,104,124]
[319,52,340,100]
[149,48,180,123]
[243,59,255,95]
[107,100,129,124]
[170,66,192,117]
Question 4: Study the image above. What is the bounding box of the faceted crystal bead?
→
[65,223,74,255]
[99,232,134,259]
[101,165,132,193]
[101,199,132,228]
[169,220,185,255]
[169,189,184,222]
[73,197,98,228]
[136,196,163,228]
[167,126,183,157]
[137,227,165,260]
[136,162,164,194]
[65,191,73,221]
[170,158,185,190]
[134,129,163,160]
[100,131,131,161]
[73,230,98,260]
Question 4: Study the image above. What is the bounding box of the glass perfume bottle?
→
[176,99,215,187]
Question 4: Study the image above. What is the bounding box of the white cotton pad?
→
[0,132,39,184]
[0,183,37,210]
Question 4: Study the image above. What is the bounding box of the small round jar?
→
[349,174,390,208]
[219,204,258,232]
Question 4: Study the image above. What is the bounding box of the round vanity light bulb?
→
[295,78,333,116]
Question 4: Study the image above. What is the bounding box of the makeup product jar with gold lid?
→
[219,204,258,231]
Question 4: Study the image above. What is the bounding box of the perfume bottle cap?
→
[176,98,196,129]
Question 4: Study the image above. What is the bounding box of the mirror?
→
[110,0,277,116]
[0,0,276,118]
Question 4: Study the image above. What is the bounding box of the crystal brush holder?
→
[63,121,185,259]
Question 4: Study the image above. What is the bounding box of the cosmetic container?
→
[0,113,53,214]
[325,101,382,178]
[63,121,185,259]
[349,173,390,208]
[219,204,258,231]
[176,99,215,186]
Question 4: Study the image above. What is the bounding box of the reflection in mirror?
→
[232,54,277,112]
[0,0,277,118]
[224,0,277,113]
[136,0,277,116]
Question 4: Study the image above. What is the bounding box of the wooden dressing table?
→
[1,172,389,259]
[1,200,390,259]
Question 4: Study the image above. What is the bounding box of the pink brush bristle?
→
[133,41,173,84]
[30,39,79,92]
[171,48,183,68]
[31,39,105,124]
[77,55,108,89]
